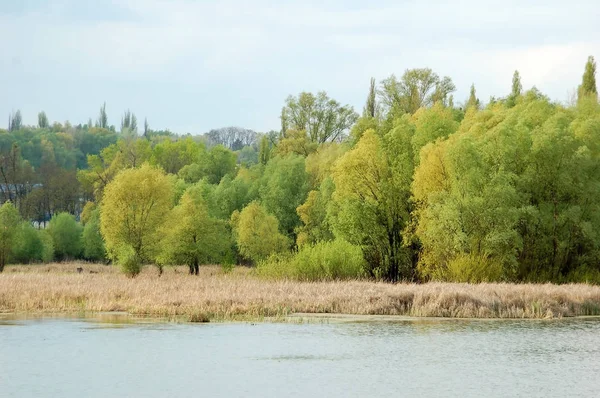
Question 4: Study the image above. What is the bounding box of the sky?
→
[1,0,598,134]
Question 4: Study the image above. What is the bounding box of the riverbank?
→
[1,263,600,321]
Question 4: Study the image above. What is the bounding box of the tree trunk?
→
[193,257,199,276]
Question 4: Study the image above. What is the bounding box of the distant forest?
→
[0,56,598,284]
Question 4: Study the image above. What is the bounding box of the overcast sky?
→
[1,0,598,134]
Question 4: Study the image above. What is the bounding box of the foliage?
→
[281,92,358,143]
[231,202,289,263]
[48,212,83,261]
[331,124,415,281]
[158,189,232,274]
[257,239,365,281]
[83,209,105,261]
[0,202,22,271]
[100,163,173,275]
[10,223,46,264]
[258,154,309,237]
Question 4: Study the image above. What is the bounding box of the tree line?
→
[0,56,598,283]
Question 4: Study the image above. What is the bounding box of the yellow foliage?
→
[100,163,173,273]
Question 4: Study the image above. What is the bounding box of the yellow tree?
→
[331,123,415,281]
[100,163,173,276]
[231,202,289,263]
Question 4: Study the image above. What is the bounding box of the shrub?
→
[257,239,365,281]
[444,254,505,283]
[82,209,105,261]
[48,213,83,261]
[10,223,44,264]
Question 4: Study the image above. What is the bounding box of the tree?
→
[38,111,49,129]
[506,70,523,108]
[363,77,377,118]
[47,212,83,261]
[100,164,173,276]
[158,189,232,274]
[96,102,108,129]
[259,154,309,238]
[82,209,105,261]
[281,92,358,143]
[151,137,205,175]
[380,68,455,115]
[578,56,597,102]
[143,118,149,138]
[231,202,289,263]
[0,202,21,271]
[202,145,237,184]
[258,135,272,165]
[331,124,415,281]
[121,109,138,133]
[8,110,22,132]
[466,84,480,110]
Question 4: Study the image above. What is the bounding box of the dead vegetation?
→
[1,263,600,321]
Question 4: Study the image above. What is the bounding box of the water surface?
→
[1,315,599,397]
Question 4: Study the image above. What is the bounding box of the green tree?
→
[96,102,108,129]
[203,145,237,184]
[578,55,597,102]
[82,209,105,261]
[281,92,358,143]
[363,77,377,118]
[231,202,289,263]
[0,202,21,271]
[380,68,455,114]
[48,212,83,261]
[8,110,22,132]
[120,109,138,133]
[38,111,49,129]
[158,189,232,274]
[258,135,272,165]
[466,84,480,110]
[259,154,309,238]
[100,163,174,276]
[506,70,523,107]
[11,223,46,264]
[331,124,415,281]
[151,137,205,174]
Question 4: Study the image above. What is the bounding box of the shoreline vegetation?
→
[2,263,600,322]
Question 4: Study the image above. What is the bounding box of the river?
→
[1,315,599,397]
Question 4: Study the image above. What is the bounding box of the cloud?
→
[0,0,598,132]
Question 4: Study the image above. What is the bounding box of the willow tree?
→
[231,202,289,263]
[158,188,231,275]
[100,163,173,276]
[330,122,415,281]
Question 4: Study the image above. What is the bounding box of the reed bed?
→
[1,263,600,321]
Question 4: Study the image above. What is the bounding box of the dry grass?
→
[1,262,600,321]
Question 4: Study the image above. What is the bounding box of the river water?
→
[1,315,599,397]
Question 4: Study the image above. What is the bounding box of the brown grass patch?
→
[1,263,600,320]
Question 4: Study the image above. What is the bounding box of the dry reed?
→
[1,262,600,321]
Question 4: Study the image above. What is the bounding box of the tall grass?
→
[2,262,600,320]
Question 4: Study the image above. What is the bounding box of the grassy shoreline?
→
[2,263,600,321]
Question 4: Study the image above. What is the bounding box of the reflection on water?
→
[1,315,599,398]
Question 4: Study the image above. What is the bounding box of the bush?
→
[257,239,365,281]
[10,223,44,264]
[82,209,105,261]
[48,213,83,261]
[444,254,505,283]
